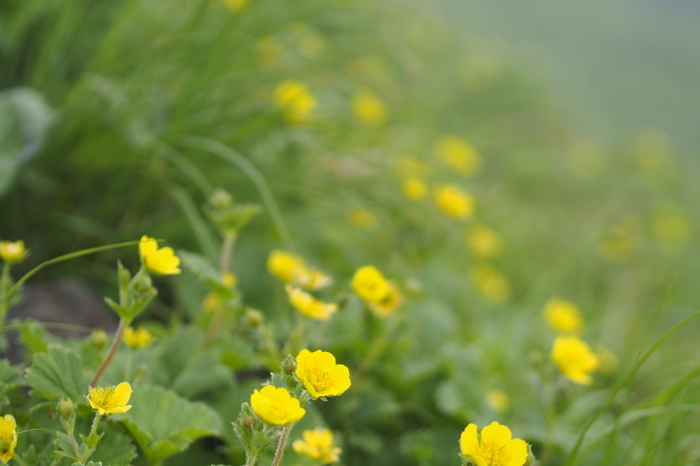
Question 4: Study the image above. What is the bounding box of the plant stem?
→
[271,426,292,466]
[204,233,235,346]
[244,451,259,466]
[90,318,126,388]
[90,412,102,437]
[0,262,11,325]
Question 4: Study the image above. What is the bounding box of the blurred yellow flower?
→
[293,427,341,464]
[273,80,316,125]
[597,216,641,263]
[258,36,282,65]
[293,25,326,58]
[267,249,305,284]
[351,88,387,127]
[470,264,510,304]
[86,382,133,415]
[286,285,338,321]
[223,0,249,13]
[434,136,481,175]
[468,224,502,258]
[202,292,221,313]
[369,281,402,317]
[250,385,305,426]
[460,422,528,466]
[652,205,689,245]
[123,327,153,350]
[0,414,17,463]
[486,389,510,414]
[222,271,237,288]
[351,265,390,303]
[0,240,27,264]
[139,236,181,275]
[294,267,333,290]
[296,349,351,399]
[347,209,377,229]
[433,184,474,220]
[402,177,428,201]
[543,297,583,334]
[551,335,599,385]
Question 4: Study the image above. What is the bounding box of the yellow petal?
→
[108,405,132,414]
[503,438,529,466]
[139,236,158,259]
[459,423,479,457]
[481,421,512,447]
[111,382,133,407]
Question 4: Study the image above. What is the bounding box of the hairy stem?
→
[90,318,126,388]
[271,426,292,466]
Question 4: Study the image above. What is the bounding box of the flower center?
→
[478,440,508,466]
[307,367,332,392]
[92,387,116,407]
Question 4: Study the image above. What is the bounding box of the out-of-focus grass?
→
[2,0,700,465]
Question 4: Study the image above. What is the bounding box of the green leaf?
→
[178,250,238,300]
[121,385,222,465]
[90,427,137,466]
[18,319,54,355]
[151,327,232,398]
[26,345,87,402]
[0,359,23,408]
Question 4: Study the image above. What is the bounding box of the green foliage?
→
[121,385,222,464]
[26,345,87,402]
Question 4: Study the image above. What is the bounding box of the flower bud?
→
[133,273,153,294]
[245,308,264,328]
[56,398,75,420]
[209,188,233,210]
[281,354,297,374]
[90,329,109,351]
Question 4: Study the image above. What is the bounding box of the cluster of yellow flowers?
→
[543,297,601,385]
[351,265,402,317]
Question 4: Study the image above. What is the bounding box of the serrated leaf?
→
[18,319,54,355]
[90,427,137,466]
[121,385,222,464]
[26,345,87,402]
[0,359,23,389]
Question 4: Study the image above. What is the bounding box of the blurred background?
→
[2,0,700,464]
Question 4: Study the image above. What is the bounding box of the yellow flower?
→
[347,209,377,229]
[86,382,133,415]
[139,236,181,275]
[434,136,481,175]
[286,285,338,321]
[433,184,474,220]
[123,327,153,350]
[551,335,599,385]
[222,271,237,288]
[402,177,428,201]
[543,297,583,334]
[468,224,502,258]
[0,240,27,264]
[351,265,390,303]
[202,293,221,313]
[294,267,333,291]
[651,205,690,245]
[267,249,305,284]
[460,422,528,466]
[369,281,402,317]
[486,389,510,414]
[293,427,341,464]
[250,385,305,426]
[351,88,387,127]
[470,264,510,304]
[273,80,316,125]
[223,0,249,13]
[0,415,17,463]
[296,349,351,399]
